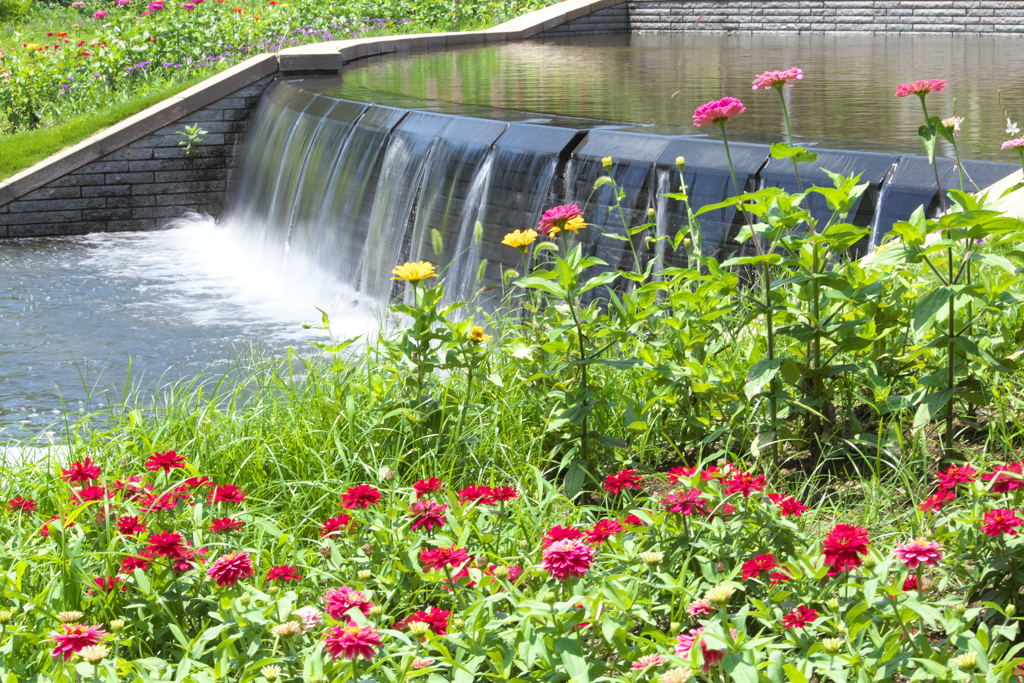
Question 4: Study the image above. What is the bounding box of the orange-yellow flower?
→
[501,229,537,252]
[563,216,586,233]
[469,326,492,343]
[391,261,437,284]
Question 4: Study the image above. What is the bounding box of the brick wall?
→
[0,77,273,237]
[539,0,1024,35]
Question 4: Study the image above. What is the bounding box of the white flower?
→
[1008,118,1020,136]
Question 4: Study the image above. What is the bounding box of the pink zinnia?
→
[767,493,808,516]
[541,525,584,548]
[666,466,697,484]
[207,552,254,587]
[419,546,470,571]
[93,10,107,18]
[980,508,1023,537]
[919,488,956,512]
[660,488,708,515]
[50,623,109,661]
[631,654,668,670]
[583,518,623,545]
[120,555,151,573]
[603,469,643,495]
[740,553,778,581]
[536,204,583,237]
[267,565,302,582]
[409,499,447,532]
[413,477,444,499]
[400,607,450,636]
[116,515,146,536]
[894,79,946,98]
[341,484,381,509]
[7,497,36,512]
[324,586,374,619]
[61,457,101,484]
[541,538,596,580]
[936,464,977,490]
[692,97,746,127]
[320,513,352,537]
[1002,137,1024,150]
[145,450,186,473]
[208,484,246,504]
[293,606,322,632]
[688,598,714,616]
[781,605,819,629]
[752,67,803,90]
[94,575,122,592]
[981,462,1023,493]
[723,471,766,497]
[210,517,244,533]
[676,627,732,673]
[893,538,943,569]
[324,622,382,660]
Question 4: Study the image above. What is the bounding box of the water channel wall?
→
[2,0,1023,238]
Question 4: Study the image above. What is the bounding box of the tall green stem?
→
[919,95,946,213]
[776,87,803,192]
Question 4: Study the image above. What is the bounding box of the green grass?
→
[0,72,215,181]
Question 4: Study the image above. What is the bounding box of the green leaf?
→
[563,458,589,498]
[745,357,786,399]
[554,637,590,683]
[912,389,955,431]
[918,123,938,163]
[783,664,809,683]
[770,141,818,163]
[722,655,760,683]
[911,288,951,342]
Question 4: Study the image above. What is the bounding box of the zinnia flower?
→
[631,654,668,670]
[1004,138,1024,150]
[980,507,1023,537]
[894,79,946,97]
[692,97,746,127]
[341,484,381,509]
[981,462,1023,493]
[208,484,246,504]
[767,493,808,516]
[676,626,732,673]
[583,518,623,545]
[266,565,302,582]
[936,464,977,490]
[120,555,151,573]
[666,466,697,483]
[920,488,956,512]
[323,622,382,660]
[50,623,109,662]
[324,586,374,619]
[210,517,244,533]
[502,229,537,251]
[941,116,963,135]
[541,525,584,547]
[660,488,708,515]
[93,576,122,592]
[752,67,803,90]
[207,552,254,587]
[740,553,779,581]
[293,606,322,632]
[145,531,188,558]
[893,538,943,569]
[781,605,819,629]
[409,499,448,532]
[413,477,444,498]
[537,204,583,237]
[688,599,714,616]
[541,538,596,580]
[603,469,643,495]
[391,261,437,284]
[401,607,450,637]
[7,497,37,512]
[145,450,186,473]
[320,513,352,537]
[821,524,870,574]
[93,9,107,17]
[419,546,470,571]
[723,471,766,497]
[61,457,101,484]
[469,326,491,343]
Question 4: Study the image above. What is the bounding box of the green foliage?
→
[0,0,31,21]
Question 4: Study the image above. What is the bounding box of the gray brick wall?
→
[538,0,1024,35]
[0,76,274,237]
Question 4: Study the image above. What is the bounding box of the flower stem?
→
[777,87,803,192]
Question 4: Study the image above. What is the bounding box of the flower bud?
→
[646,207,656,221]
[0,609,14,623]
[518,539,530,550]
[319,544,332,558]
[261,665,282,681]
[476,554,489,568]
[368,605,383,618]
[953,604,967,616]
[57,611,84,624]
[110,619,125,632]
[492,565,510,579]
[412,657,435,670]
[675,156,686,172]
[378,466,396,482]
[452,618,465,629]
[825,598,840,612]
[822,638,842,655]
[670,621,681,633]
[639,551,663,566]
[862,554,877,569]
[271,621,302,638]
[953,652,977,671]
[543,592,558,604]
[601,156,613,171]
[704,584,735,605]
[361,543,374,555]
[268,586,279,595]
[358,570,372,581]
[78,644,109,663]
[239,596,250,606]
[408,621,430,638]
[714,562,726,573]
[301,321,313,329]
[1006,604,1016,617]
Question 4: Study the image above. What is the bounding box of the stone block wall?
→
[538,0,1024,35]
[0,77,273,237]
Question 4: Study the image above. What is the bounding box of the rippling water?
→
[325,33,1024,160]
[0,217,377,438]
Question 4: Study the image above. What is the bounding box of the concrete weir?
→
[3,0,1024,237]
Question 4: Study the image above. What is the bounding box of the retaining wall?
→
[4,0,1024,237]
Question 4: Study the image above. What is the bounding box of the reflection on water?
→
[0,217,378,438]
[323,33,1024,160]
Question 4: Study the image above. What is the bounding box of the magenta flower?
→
[536,204,583,237]
[630,654,668,670]
[752,67,803,90]
[93,10,107,18]
[894,79,946,98]
[781,605,819,629]
[541,538,596,580]
[207,552,255,587]
[676,626,734,673]
[409,499,447,532]
[893,538,943,569]
[323,621,382,660]
[1002,137,1024,150]
[692,97,746,127]
[50,623,109,662]
[324,586,374,619]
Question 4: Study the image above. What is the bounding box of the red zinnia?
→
[981,462,1023,494]
[584,518,623,546]
[145,450,186,473]
[207,552,254,586]
[116,515,146,536]
[936,464,977,490]
[542,538,596,580]
[419,546,470,572]
[781,605,819,629]
[457,485,493,504]
[413,477,444,499]
[266,565,302,582]
[324,622,382,660]
[723,471,766,497]
[660,488,709,516]
[402,607,450,637]
[541,525,584,548]
[208,484,246,504]
[980,507,1023,537]
[409,499,447,532]
[623,513,648,526]
[666,466,697,484]
[919,488,956,512]
[821,524,870,574]
[93,576,122,592]
[210,517,244,533]
[324,586,374,618]
[740,553,779,581]
[120,554,152,573]
[145,531,188,558]
[603,469,643,495]
[61,457,101,484]
[50,623,109,661]
[341,484,380,509]
[74,485,110,502]
[767,493,808,516]
[184,476,214,487]
[7,497,36,512]
[488,486,519,503]
[320,513,352,537]
[769,570,792,586]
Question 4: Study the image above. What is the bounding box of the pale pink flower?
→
[631,653,668,670]
[676,626,735,673]
[688,599,714,617]
[324,586,374,619]
[292,606,323,633]
[1002,137,1024,150]
[692,97,746,127]
[541,538,596,580]
[412,657,435,669]
[893,538,943,569]
[894,79,946,98]
[752,67,803,90]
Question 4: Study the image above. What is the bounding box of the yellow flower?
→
[391,261,437,284]
[469,326,492,343]
[501,229,537,251]
[601,156,613,170]
[562,215,586,233]
[24,43,41,51]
